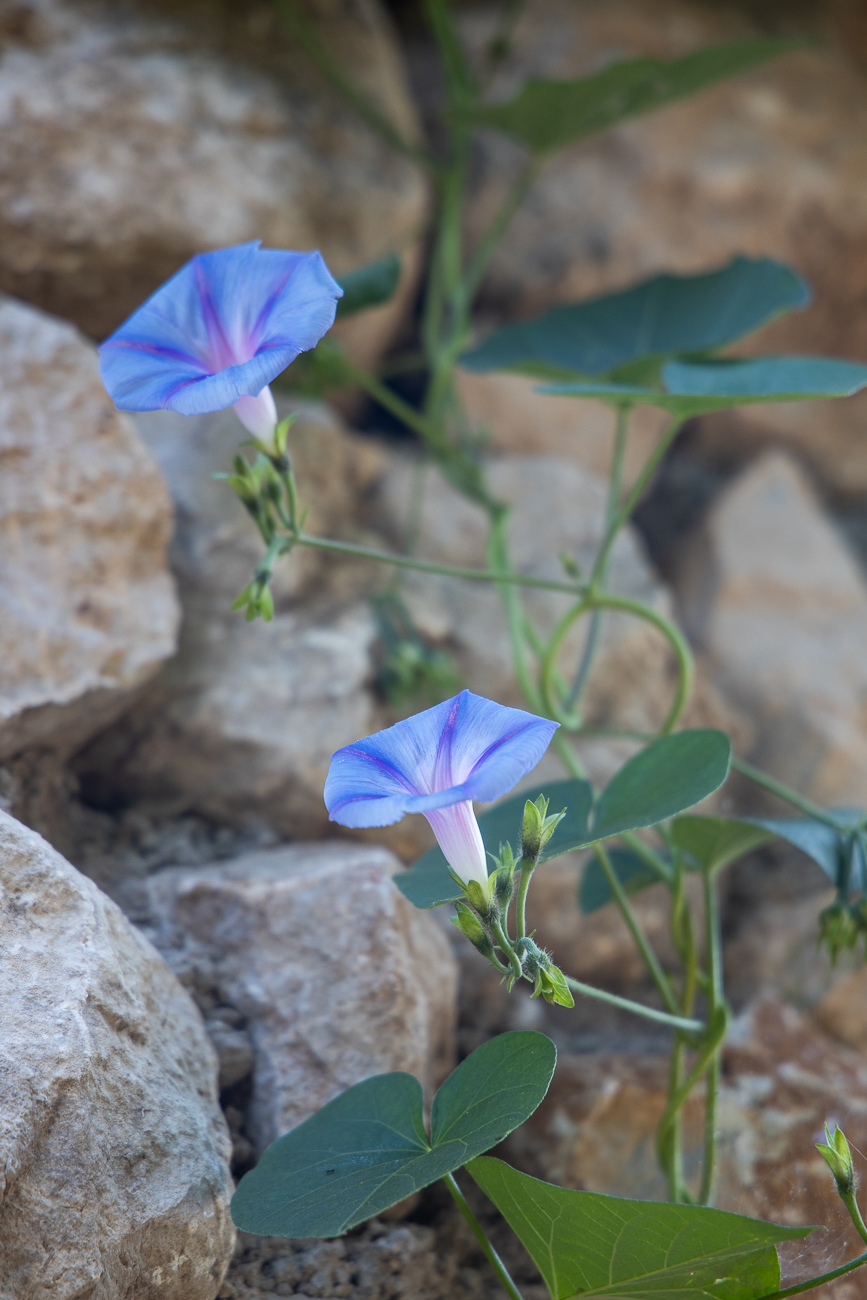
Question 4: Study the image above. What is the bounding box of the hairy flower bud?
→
[521,798,544,862]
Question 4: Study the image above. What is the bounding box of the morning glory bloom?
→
[324,690,559,893]
[99,241,342,439]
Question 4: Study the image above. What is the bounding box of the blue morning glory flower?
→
[99,240,342,438]
[324,690,559,892]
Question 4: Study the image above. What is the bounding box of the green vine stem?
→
[293,530,587,597]
[730,756,847,829]
[443,1172,526,1300]
[761,1250,867,1300]
[594,843,682,1018]
[565,401,633,713]
[563,976,704,1034]
[589,414,684,587]
[698,871,725,1206]
[540,591,695,735]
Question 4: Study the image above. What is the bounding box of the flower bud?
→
[451,902,495,960]
[817,1123,855,1195]
[819,902,860,965]
[494,864,515,910]
[465,877,490,915]
[521,798,544,862]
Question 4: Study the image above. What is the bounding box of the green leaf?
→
[579,847,662,914]
[467,1157,812,1300]
[461,39,795,154]
[335,253,401,318]
[540,355,867,415]
[591,730,731,842]
[743,811,867,892]
[669,816,772,875]
[460,258,808,379]
[231,1031,556,1239]
[394,778,594,909]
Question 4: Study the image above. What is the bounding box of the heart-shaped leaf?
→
[230,1032,556,1239]
[591,730,731,842]
[460,258,807,379]
[460,40,794,155]
[394,778,593,908]
[669,816,772,875]
[579,846,664,914]
[743,811,867,893]
[540,355,867,415]
[468,1156,812,1300]
[335,252,401,318]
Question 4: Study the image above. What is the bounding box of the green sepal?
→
[451,902,495,961]
[816,1123,855,1195]
[537,963,574,1008]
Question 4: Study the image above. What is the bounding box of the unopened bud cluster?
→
[818,899,867,965]
[450,793,573,1007]
[218,416,301,621]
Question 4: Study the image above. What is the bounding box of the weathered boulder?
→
[139,841,457,1155]
[0,0,427,370]
[675,450,867,809]
[506,1000,867,1288]
[0,808,234,1300]
[461,0,867,494]
[74,401,385,837]
[0,294,179,763]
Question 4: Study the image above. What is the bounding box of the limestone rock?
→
[0,294,179,763]
[675,450,867,809]
[461,0,867,494]
[815,966,867,1052]
[0,808,234,1300]
[140,841,458,1155]
[0,0,427,369]
[376,453,677,748]
[74,400,385,837]
[506,1000,867,1290]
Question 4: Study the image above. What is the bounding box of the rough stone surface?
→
[455,369,671,488]
[675,450,867,810]
[458,0,867,494]
[815,965,867,1052]
[138,841,458,1156]
[0,808,235,1300]
[0,293,179,763]
[74,401,385,837]
[0,0,427,372]
[506,1000,867,1297]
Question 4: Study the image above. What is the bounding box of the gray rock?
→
[0,808,235,1300]
[0,0,427,372]
[141,841,458,1155]
[75,401,386,837]
[675,451,867,809]
[0,294,179,763]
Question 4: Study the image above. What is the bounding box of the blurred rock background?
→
[4,0,867,1296]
